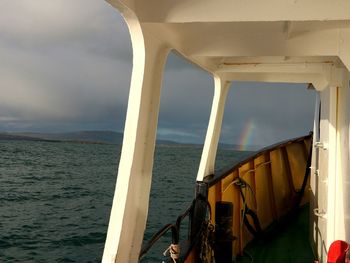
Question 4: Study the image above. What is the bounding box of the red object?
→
[327,240,350,263]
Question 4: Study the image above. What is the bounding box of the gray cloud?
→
[0,0,132,132]
[0,0,316,147]
[221,82,315,146]
[157,53,316,145]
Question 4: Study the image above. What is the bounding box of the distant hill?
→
[0,131,260,150]
[1,131,178,145]
[218,143,261,151]
[0,133,51,142]
[11,131,124,144]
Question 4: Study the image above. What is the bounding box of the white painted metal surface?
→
[197,76,230,181]
[104,1,350,262]
[313,85,337,261]
[336,72,350,243]
[102,3,170,261]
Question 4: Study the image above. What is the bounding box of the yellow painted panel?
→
[286,143,307,190]
[254,155,275,229]
[304,138,311,152]
[239,162,256,210]
[183,248,196,263]
[203,136,312,260]
[270,149,293,216]
[208,185,216,225]
[238,162,256,250]
[221,170,242,255]
[221,173,235,195]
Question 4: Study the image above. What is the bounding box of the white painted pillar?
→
[102,25,169,262]
[337,34,350,246]
[312,68,350,262]
[197,76,230,181]
[310,90,320,251]
[325,84,338,251]
[339,29,350,71]
[312,83,338,262]
[334,70,350,242]
[325,84,337,254]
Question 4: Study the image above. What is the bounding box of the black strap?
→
[234,178,262,238]
[243,206,263,237]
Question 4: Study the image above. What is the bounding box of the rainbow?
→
[238,120,255,151]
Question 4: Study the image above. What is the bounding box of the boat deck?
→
[236,204,314,263]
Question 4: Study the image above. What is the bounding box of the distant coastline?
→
[0,131,123,145]
[0,131,174,146]
[0,131,261,151]
[0,133,59,143]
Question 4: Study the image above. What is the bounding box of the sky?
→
[0,0,316,147]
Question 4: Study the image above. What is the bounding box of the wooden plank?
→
[270,148,293,216]
[200,135,312,261]
[281,146,296,195]
[254,155,275,229]
[265,153,278,220]
[286,143,308,191]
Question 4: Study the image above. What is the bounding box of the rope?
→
[139,223,177,260]
[222,161,271,194]
[232,178,262,238]
[163,244,180,263]
[199,220,215,262]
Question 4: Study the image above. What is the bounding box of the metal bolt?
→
[314,141,328,150]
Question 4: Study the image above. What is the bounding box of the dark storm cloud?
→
[158,53,316,145]
[157,53,213,143]
[220,82,315,146]
[0,0,316,147]
[0,0,132,132]
[153,51,315,144]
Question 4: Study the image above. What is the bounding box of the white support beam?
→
[325,85,338,251]
[183,25,340,58]
[197,76,230,181]
[133,0,350,23]
[314,84,338,261]
[218,72,329,88]
[142,22,349,76]
[107,0,135,14]
[216,62,332,74]
[216,63,336,91]
[334,70,350,242]
[339,29,350,71]
[310,91,320,255]
[285,21,294,40]
[102,3,170,262]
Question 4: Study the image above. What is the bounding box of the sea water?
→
[0,140,249,262]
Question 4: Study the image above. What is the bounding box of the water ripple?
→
[1,140,243,262]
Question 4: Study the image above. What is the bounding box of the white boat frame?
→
[102,1,350,262]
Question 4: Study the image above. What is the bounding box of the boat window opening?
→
[215,82,316,173]
[0,4,134,262]
[141,51,213,261]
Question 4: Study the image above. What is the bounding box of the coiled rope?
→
[163,244,180,263]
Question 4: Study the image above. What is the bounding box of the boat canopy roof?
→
[108,0,350,88]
